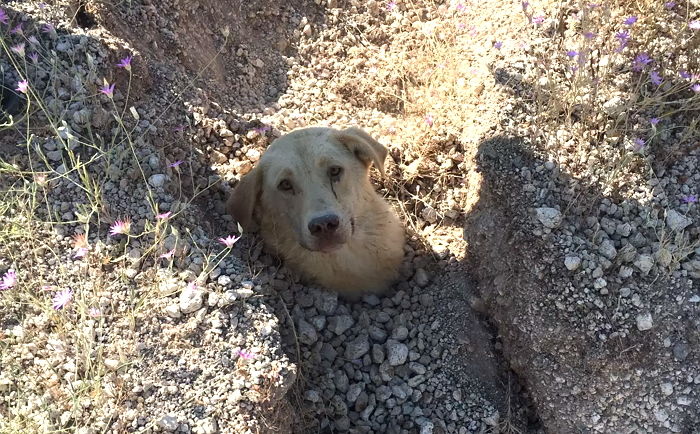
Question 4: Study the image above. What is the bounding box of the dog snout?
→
[308,214,340,236]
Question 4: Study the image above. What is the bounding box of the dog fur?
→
[226,126,405,294]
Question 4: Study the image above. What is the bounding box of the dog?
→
[226,126,405,295]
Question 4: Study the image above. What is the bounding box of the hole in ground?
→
[75,0,97,29]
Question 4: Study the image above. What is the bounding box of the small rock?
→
[246,148,261,162]
[414,268,430,287]
[345,333,370,360]
[535,207,562,228]
[304,390,321,403]
[164,304,182,318]
[391,326,409,341]
[315,291,338,315]
[564,255,581,271]
[157,415,178,432]
[386,339,409,366]
[660,383,673,396]
[235,287,254,299]
[180,285,204,314]
[634,254,654,274]
[297,319,318,345]
[673,342,689,361]
[104,359,119,371]
[329,315,355,335]
[599,240,617,260]
[636,312,653,331]
[148,174,167,188]
[666,210,691,232]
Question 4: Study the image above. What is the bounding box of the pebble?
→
[564,255,581,271]
[386,340,409,366]
[297,318,318,345]
[329,315,355,335]
[665,210,691,232]
[535,207,562,228]
[179,285,204,314]
[164,304,182,318]
[634,254,654,274]
[157,415,179,432]
[148,174,167,188]
[344,333,370,360]
[636,312,653,331]
[598,240,617,260]
[673,343,689,361]
[414,268,430,287]
[315,291,338,315]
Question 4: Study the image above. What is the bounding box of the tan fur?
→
[227,126,405,294]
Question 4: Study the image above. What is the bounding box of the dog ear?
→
[335,127,388,176]
[226,167,261,231]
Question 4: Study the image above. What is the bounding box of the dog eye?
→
[278,179,294,192]
[329,166,343,180]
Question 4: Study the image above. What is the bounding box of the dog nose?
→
[308,214,340,236]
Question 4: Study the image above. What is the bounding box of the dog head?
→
[227,126,387,253]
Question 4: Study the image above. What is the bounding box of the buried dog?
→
[226,126,405,294]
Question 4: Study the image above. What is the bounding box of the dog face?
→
[228,127,387,252]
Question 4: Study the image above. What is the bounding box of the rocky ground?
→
[1,0,698,433]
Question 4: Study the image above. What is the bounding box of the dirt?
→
[2,0,699,432]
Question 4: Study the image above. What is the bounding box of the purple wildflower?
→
[650,71,662,86]
[664,1,676,8]
[28,35,39,45]
[168,160,184,168]
[173,124,185,133]
[566,50,578,57]
[588,3,600,8]
[456,3,465,11]
[521,1,528,10]
[156,211,172,219]
[650,117,660,125]
[159,249,175,260]
[632,53,652,71]
[15,80,28,94]
[681,195,697,204]
[690,21,700,30]
[533,16,545,24]
[424,114,434,126]
[219,235,241,248]
[633,138,645,150]
[254,125,271,134]
[116,55,132,70]
[494,41,503,49]
[624,16,637,25]
[387,1,397,11]
[0,270,17,290]
[89,307,102,317]
[11,43,25,57]
[0,9,8,25]
[679,70,691,79]
[10,23,23,35]
[583,31,596,39]
[692,84,700,93]
[238,349,255,359]
[616,31,630,42]
[74,247,88,259]
[100,83,115,98]
[41,23,55,34]
[52,289,72,310]
[109,218,131,236]
[29,53,39,64]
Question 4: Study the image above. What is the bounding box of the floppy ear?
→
[226,167,262,231]
[335,127,388,176]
